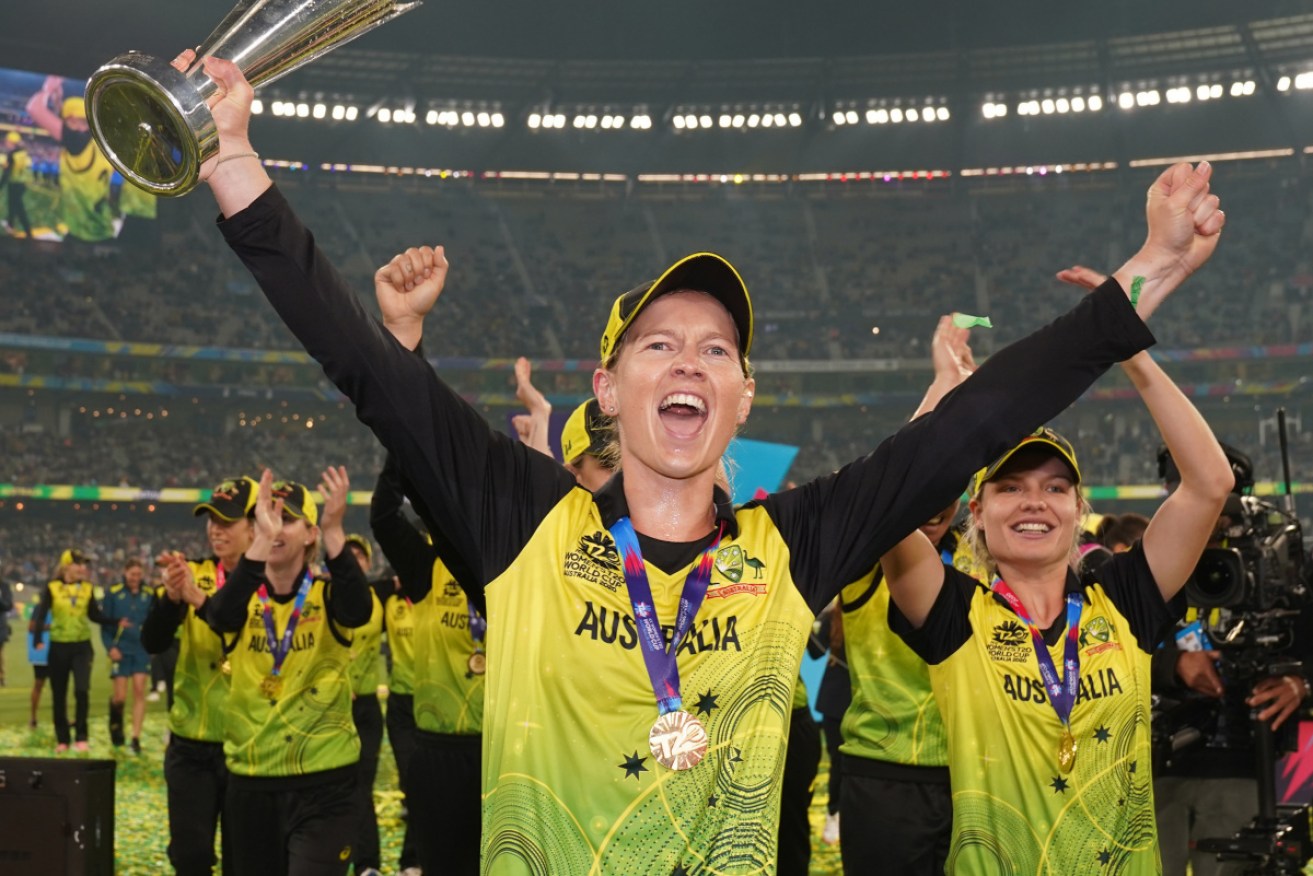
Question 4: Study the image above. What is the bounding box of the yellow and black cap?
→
[344,534,373,561]
[972,427,1081,497]
[58,548,91,566]
[193,476,258,522]
[271,480,319,526]
[560,399,609,464]
[599,252,753,365]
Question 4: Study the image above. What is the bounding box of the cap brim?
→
[614,253,753,361]
[192,502,246,522]
[975,438,1081,495]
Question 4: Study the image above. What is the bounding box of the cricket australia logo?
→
[708,544,767,599]
[1080,615,1122,656]
[563,531,624,592]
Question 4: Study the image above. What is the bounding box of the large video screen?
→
[0,66,157,243]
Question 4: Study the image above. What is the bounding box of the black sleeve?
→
[888,566,977,665]
[760,279,1155,613]
[207,558,265,633]
[1098,544,1186,653]
[324,548,372,628]
[218,187,579,596]
[30,582,52,630]
[141,597,188,654]
[1151,635,1184,692]
[86,593,111,626]
[370,453,439,604]
[0,580,12,614]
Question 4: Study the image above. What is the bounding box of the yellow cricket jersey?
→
[118,178,157,219]
[168,559,234,742]
[224,575,360,777]
[218,188,1156,874]
[791,674,809,711]
[8,148,32,185]
[892,546,1179,875]
[413,557,485,735]
[384,591,417,695]
[59,134,115,242]
[42,580,96,643]
[480,492,812,875]
[348,590,384,696]
[840,535,982,768]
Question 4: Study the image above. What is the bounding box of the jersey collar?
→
[593,471,740,540]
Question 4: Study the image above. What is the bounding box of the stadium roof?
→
[5,0,1313,175]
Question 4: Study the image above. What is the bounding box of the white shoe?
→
[822,811,840,845]
[146,691,161,702]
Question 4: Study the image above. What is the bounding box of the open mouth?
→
[1011,521,1053,537]
[659,392,708,438]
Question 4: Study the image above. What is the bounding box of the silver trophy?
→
[85,0,420,197]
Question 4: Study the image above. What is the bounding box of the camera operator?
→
[1152,445,1313,876]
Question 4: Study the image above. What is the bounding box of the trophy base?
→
[85,52,216,198]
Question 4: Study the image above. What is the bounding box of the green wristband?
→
[1130,276,1145,311]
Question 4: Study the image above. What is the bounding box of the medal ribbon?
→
[256,570,313,678]
[610,517,724,716]
[467,600,486,646]
[991,579,1083,731]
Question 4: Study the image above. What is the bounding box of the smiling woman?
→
[189,50,1224,876]
[882,348,1236,874]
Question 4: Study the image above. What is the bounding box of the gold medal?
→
[259,673,283,699]
[1058,729,1077,773]
[649,710,709,771]
[467,652,486,676]
[220,660,232,677]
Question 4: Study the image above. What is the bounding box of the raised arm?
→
[318,465,372,627]
[767,162,1224,612]
[370,454,439,603]
[25,77,64,142]
[189,56,576,595]
[1120,355,1231,599]
[1057,265,1233,600]
[511,357,554,457]
[909,314,976,421]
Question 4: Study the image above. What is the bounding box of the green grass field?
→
[0,618,843,874]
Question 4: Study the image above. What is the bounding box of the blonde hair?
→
[965,485,1092,580]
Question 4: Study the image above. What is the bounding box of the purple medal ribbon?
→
[610,516,724,715]
[991,579,1083,730]
[467,601,486,645]
[256,570,313,678]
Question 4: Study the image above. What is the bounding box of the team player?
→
[101,558,156,753]
[376,557,422,876]
[26,588,51,728]
[838,314,980,873]
[882,331,1235,871]
[24,76,116,242]
[342,534,388,876]
[31,548,111,753]
[2,130,33,238]
[143,475,257,876]
[560,398,615,490]
[189,50,1220,872]
[371,454,485,876]
[196,469,372,875]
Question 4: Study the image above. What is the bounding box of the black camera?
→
[1184,495,1306,613]
[1157,431,1313,874]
